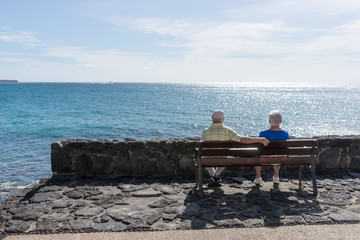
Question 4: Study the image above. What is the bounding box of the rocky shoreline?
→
[1,171,360,238]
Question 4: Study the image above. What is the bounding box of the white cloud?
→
[0,30,40,47]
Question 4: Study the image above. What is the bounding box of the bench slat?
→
[200,148,315,156]
[199,139,318,148]
[199,156,314,167]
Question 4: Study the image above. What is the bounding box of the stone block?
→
[114,150,133,175]
[156,155,174,175]
[135,157,157,175]
[51,150,73,173]
[339,149,349,169]
[178,155,194,173]
[319,148,339,169]
[349,158,360,170]
[75,154,95,176]
[94,156,115,175]
[332,139,352,148]
[350,144,360,157]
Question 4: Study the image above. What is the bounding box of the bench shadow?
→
[181,179,323,230]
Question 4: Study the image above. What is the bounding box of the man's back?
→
[202,123,241,141]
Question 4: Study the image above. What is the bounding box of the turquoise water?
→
[1,82,360,202]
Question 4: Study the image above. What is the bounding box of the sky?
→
[1,0,360,84]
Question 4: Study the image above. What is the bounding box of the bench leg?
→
[198,164,203,196]
[195,167,199,190]
[311,159,318,196]
[298,165,302,191]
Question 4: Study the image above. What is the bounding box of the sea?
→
[1,82,360,203]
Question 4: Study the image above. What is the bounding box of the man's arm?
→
[240,136,269,146]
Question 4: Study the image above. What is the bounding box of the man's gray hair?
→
[212,110,224,122]
[269,110,282,126]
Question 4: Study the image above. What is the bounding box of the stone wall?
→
[51,136,360,176]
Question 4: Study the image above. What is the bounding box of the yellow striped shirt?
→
[201,123,242,141]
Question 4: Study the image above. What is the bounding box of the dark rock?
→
[5,220,30,233]
[232,177,250,183]
[13,209,43,221]
[146,213,162,225]
[332,139,352,148]
[349,207,360,213]
[94,156,115,175]
[260,203,281,211]
[242,218,263,227]
[148,198,178,208]
[51,150,72,173]
[264,216,283,226]
[348,171,360,178]
[266,210,284,218]
[178,155,193,173]
[64,189,84,199]
[83,189,103,198]
[339,149,349,169]
[156,155,174,175]
[180,203,201,219]
[132,190,162,197]
[8,203,50,221]
[198,198,218,208]
[163,214,177,221]
[106,205,146,221]
[284,215,305,225]
[162,207,179,215]
[190,218,208,229]
[214,218,244,227]
[319,148,339,169]
[240,209,261,218]
[38,185,65,193]
[303,215,332,224]
[350,144,360,157]
[74,207,104,217]
[52,199,72,208]
[94,219,127,231]
[329,211,360,223]
[214,207,239,220]
[93,195,129,208]
[36,218,60,232]
[349,157,360,170]
[118,183,149,192]
[114,150,132,175]
[319,191,352,206]
[69,218,94,230]
[154,185,182,195]
[94,214,111,223]
[75,154,95,176]
[30,192,63,203]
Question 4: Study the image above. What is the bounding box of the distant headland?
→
[0,80,18,83]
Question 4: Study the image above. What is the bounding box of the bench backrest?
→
[196,139,319,167]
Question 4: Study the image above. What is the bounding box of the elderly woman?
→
[254,110,289,185]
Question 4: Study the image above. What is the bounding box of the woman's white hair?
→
[269,110,282,126]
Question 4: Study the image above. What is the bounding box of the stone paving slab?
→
[1,171,360,239]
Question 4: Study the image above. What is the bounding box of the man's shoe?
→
[254,177,263,185]
[273,176,280,184]
[213,175,222,183]
[208,175,222,187]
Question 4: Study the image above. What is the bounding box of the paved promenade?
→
[1,171,360,239]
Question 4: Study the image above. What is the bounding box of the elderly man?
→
[202,110,269,186]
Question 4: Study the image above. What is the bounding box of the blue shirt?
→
[259,129,289,140]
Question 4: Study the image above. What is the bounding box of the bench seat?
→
[194,139,319,196]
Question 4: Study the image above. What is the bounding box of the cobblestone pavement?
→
[1,171,360,239]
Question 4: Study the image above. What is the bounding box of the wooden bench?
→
[194,139,319,196]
